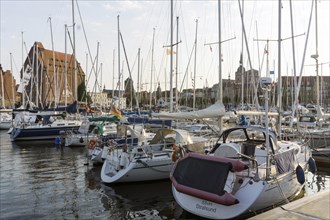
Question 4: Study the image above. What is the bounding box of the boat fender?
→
[308,157,317,174]
[79,137,84,143]
[296,165,305,184]
[55,137,61,145]
[88,139,97,149]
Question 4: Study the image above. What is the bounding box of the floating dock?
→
[249,189,330,220]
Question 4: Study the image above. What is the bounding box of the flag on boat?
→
[110,105,122,118]
[166,49,176,55]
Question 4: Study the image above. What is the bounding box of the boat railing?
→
[236,152,260,182]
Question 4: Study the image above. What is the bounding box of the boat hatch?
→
[171,153,240,205]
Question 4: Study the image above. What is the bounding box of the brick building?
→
[0,65,18,108]
[20,42,85,108]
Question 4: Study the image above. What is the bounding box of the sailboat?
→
[9,101,82,141]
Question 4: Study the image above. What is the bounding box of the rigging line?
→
[130,51,139,76]
[11,55,21,80]
[120,32,139,108]
[238,0,259,107]
[86,54,98,89]
[137,1,159,52]
[155,47,167,86]
[75,0,98,80]
[291,0,315,126]
[179,44,194,93]
[177,2,190,59]
[23,42,32,67]
[225,1,236,75]
[255,21,261,75]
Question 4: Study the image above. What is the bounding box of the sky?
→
[1,0,329,93]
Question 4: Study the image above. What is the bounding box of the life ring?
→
[88,139,97,149]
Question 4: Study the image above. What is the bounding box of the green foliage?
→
[77,82,91,103]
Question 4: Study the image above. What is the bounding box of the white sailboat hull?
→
[172,163,307,219]
[101,151,174,183]
[0,121,12,130]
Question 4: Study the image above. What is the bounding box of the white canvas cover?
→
[151,101,226,120]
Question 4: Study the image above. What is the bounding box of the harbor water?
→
[0,130,329,220]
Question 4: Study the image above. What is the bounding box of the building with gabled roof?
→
[20,41,85,108]
[0,65,18,108]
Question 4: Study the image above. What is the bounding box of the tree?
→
[124,77,136,107]
[77,82,92,104]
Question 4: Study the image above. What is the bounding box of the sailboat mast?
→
[29,45,35,104]
[137,48,140,105]
[175,16,179,111]
[277,0,282,138]
[218,0,222,102]
[21,31,25,108]
[72,0,77,102]
[218,0,223,133]
[240,1,244,110]
[85,52,88,109]
[169,0,174,112]
[10,53,15,108]
[65,24,68,106]
[94,42,100,109]
[0,63,4,108]
[36,41,39,107]
[193,19,198,111]
[112,49,115,100]
[100,63,103,112]
[48,17,57,106]
[150,28,155,110]
[314,0,319,107]
[117,15,121,109]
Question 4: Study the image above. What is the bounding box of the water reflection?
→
[307,171,330,193]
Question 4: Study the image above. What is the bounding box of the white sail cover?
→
[235,110,279,116]
[151,101,225,120]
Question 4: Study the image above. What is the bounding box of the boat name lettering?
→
[201,200,213,206]
[196,203,216,213]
